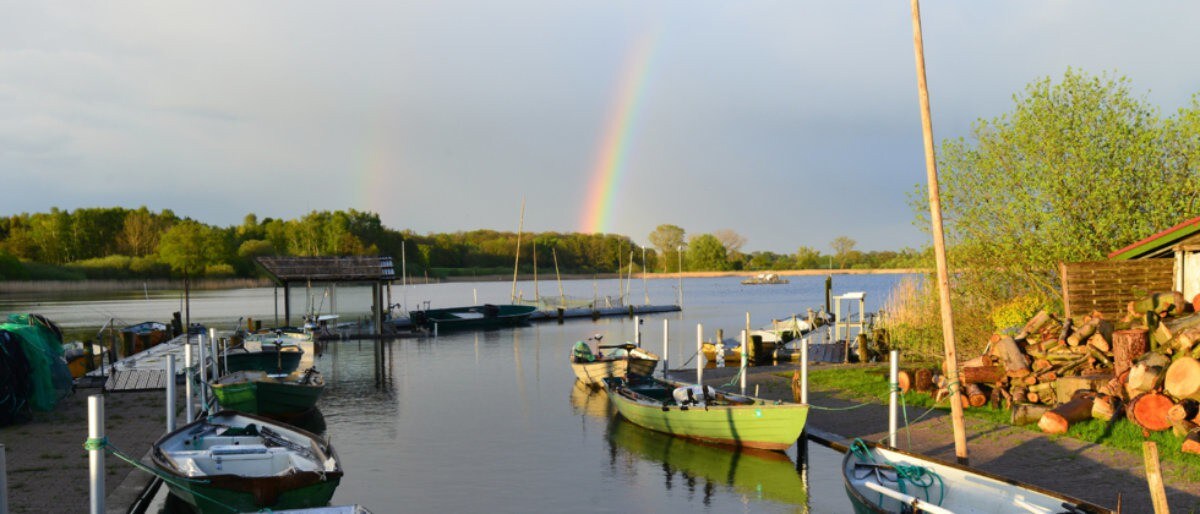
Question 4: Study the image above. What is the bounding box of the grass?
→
[786,364,1200,481]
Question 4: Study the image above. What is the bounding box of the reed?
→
[0,278,271,293]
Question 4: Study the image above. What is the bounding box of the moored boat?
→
[151,410,343,513]
[225,330,306,374]
[602,375,808,451]
[841,439,1112,514]
[408,304,537,332]
[570,336,659,387]
[210,368,325,416]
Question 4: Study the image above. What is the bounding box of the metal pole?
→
[642,246,648,305]
[889,349,899,447]
[677,245,684,308]
[184,342,194,423]
[634,316,641,347]
[166,355,176,433]
[1,443,8,514]
[800,336,809,404]
[695,323,703,384]
[662,319,669,378]
[740,330,747,395]
[87,395,105,514]
[197,332,208,413]
[208,328,219,379]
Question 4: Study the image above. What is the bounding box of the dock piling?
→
[166,355,176,433]
[695,323,703,384]
[740,330,747,395]
[184,342,194,423]
[197,333,208,414]
[800,336,809,404]
[634,316,641,347]
[208,328,219,380]
[1,443,7,514]
[87,395,104,514]
[662,319,669,378]
[889,350,899,447]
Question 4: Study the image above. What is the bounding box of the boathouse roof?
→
[256,256,396,283]
[1109,215,1200,260]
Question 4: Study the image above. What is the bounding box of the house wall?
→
[1179,250,1200,303]
[1060,260,1174,320]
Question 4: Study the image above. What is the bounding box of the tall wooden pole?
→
[511,198,525,303]
[910,0,968,465]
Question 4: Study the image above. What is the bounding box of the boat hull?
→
[211,371,325,415]
[604,376,808,451]
[409,304,537,331]
[571,357,657,386]
[842,441,1112,514]
[225,348,304,374]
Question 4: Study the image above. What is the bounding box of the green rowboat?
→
[210,369,325,416]
[151,410,342,513]
[602,375,808,451]
[408,304,537,332]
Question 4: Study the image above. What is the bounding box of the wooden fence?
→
[1060,260,1174,319]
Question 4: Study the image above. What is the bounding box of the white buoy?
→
[184,342,194,423]
[695,323,703,384]
[800,337,809,404]
[889,349,899,447]
[87,395,104,514]
[740,330,747,395]
[166,355,176,433]
[662,319,669,378]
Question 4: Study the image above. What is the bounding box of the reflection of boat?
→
[607,417,807,506]
[603,375,808,451]
[741,273,789,285]
[210,368,325,416]
[570,336,659,386]
[701,339,744,363]
[842,439,1111,514]
[408,304,537,332]
[151,410,343,513]
[568,379,614,419]
[227,330,307,374]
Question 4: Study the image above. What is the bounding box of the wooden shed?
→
[1109,215,1200,303]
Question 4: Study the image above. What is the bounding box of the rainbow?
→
[579,35,657,234]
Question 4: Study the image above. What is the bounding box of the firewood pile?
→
[929,291,1200,455]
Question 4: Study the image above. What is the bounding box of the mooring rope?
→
[850,438,946,507]
[82,436,244,513]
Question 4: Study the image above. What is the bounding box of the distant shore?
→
[0,268,926,292]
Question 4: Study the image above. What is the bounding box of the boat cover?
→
[0,314,72,412]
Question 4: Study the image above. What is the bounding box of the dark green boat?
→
[224,338,305,374]
[210,368,325,416]
[151,410,342,513]
[408,304,537,332]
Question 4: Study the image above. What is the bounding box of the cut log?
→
[965,383,988,408]
[994,336,1031,377]
[1154,312,1200,345]
[1185,428,1200,455]
[1027,382,1054,404]
[1067,316,1100,347]
[1127,392,1174,432]
[914,368,934,393]
[1165,356,1200,401]
[1038,392,1095,434]
[1016,310,1053,341]
[1058,317,1074,344]
[1101,369,1129,400]
[896,369,913,394]
[1112,329,1149,378]
[1055,374,1110,405]
[1091,393,1121,422]
[961,365,1006,385]
[1167,399,1199,425]
[1011,402,1050,426]
[1087,333,1111,353]
[1175,327,1200,356]
[1126,352,1171,396]
[1134,291,1188,318]
[1171,418,1198,438]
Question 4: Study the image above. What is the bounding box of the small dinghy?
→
[151,410,343,513]
[210,368,325,416]
[570,335,659,387]
[842,439,1111,514]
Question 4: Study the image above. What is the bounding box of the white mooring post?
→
[662,319,669,378]
[434,322,439,338]
[800,337,809,404]
[889,349,899,447]
[1,443,8,514]
[740,330,748,395]
[88,395,105,514]
[634,316,641,347]
[166,355,176,433]
[695,323,703,384]
[184,342,194,423]
[197,332,208,413]
[208,328,219,379]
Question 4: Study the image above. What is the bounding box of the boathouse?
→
[255,256,396,334]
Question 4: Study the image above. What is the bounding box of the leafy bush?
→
[0,252,27,279]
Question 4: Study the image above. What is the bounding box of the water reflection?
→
[568,380,614,419]
[606,417,809,510]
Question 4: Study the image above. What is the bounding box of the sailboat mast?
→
[511,198,525,303]
[553,248,565,308]
[910,0,969,465]
[533,243,539,303]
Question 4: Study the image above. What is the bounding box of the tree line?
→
[0,207,919,280]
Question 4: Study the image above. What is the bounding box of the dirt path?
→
[691,363,1200,514]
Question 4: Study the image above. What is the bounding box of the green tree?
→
[795,246,822,269]
[158,221,220,277]
[648,224,685,272]
[830,236,856,268]
[686,234,729,271]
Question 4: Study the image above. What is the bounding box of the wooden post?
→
[1143,441,1171,514]
[911,0,968,465]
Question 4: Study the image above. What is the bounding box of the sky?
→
[3,2,1200,254]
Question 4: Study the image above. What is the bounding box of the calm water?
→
[2,274,911,513]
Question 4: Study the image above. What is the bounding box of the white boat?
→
[841,439,1112,514]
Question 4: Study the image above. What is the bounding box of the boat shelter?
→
[1108,215,1200,303]
[256,256,396,334]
